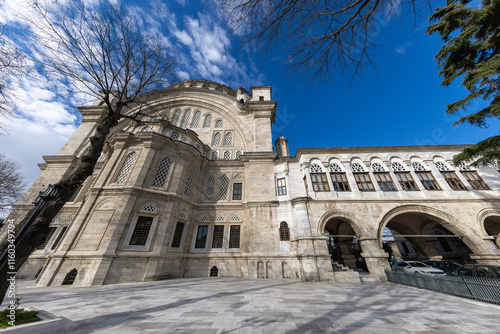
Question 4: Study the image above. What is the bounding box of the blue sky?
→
[0,0,498,192]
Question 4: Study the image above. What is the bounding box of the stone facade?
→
[8,80,500,286]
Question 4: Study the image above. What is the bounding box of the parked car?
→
[453,264,500,279]
[422,260,462,274]
[392,261,446,276]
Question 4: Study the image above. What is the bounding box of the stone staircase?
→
[331,260,361,283]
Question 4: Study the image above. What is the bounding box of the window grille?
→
[215,120,223,128]
[219,174,229,200]
[371,163,386,172]
[441,171,467,190]
[151,158,172,188]
[391,162,406,171]
[234,174,242,179]
[280,222,290,241]
[416,172,441,190]
[229,225,240,248]
[180,109,191,128]
[396,172,419,191]
[171,109,181,126]
[191,111,201,127]
[138,125,153,133]
[195,225,208,248]
[230,214,241,222]
[224,132,233,146]
[212,225,224,248]
[435,162,450,171]
[210,266,218,276]
[351,163,365,172]
[310,173,329,191]
[235,151,242,159]
[199,215,209,222]
[50,226,68,250]
[211,151,218,160]
[310,164,323,172]
[179,211,187,219]
[62,269,78,285]
[203,114,212,127]
[354,173,375,191]
[329,163,343,172]
[461,171,490,190]
[215,215,225,222]
[213,132,222,146]
[232,183,242,200]
[183,169,195,197]
[129,216,153,246]
[330,173,350,191]
[374,173,396,191]
[170,131,179,141]
[204,175,215,201]
[36,227,57,250]
[141,204,157,213]
[412,162,426,171]
[457,162,471,171]
[277,178,287,195]
[97,152,107,163]
[115,152,137,183]
[223,151,231,160]
[171,222,185,248]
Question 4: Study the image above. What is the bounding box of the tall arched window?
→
[280,222,290,241]
[224,132,233,146]
[171,109,181,126]
[215,119,223,128]
[183,169,195,197]
[213,132,222,146]
[223,151,231,160]
[219,174,229,200]
[180,109,191,128]
[203,114,212,127]
[115,152,137,183]
[151,157,172,188]
[204,175,215,201]
[191,111,201,127]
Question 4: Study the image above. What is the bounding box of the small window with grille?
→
[195,225,209,248]
[219,174,229,200]
[62,269,78,285]
[151,157,172,188]
[115,152,137,184]
[204,175,215,201]
[129,216,153,246]
[171,222,185,248]
[279,222,290,241]
[203,114,212,128]
[212,225,224,248]
[191,111,201,127]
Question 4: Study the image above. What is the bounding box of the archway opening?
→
[484,216,500,248]
[324,218,368,273]
[384,212,475,265]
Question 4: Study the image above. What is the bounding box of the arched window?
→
[371,162,385,172]
[204,175,215,201]
[180,109,191,128]
[215,119,223,128]
[219,174,229,200]
[211,151,218,160]
[191,111,201,127]
[223,151,231,160]
[183,169,195,197]
[171,109,181,126]
[115,152,137,183]
[62,269,78,285]
[329,163,343,172]
[235,151,243,159]
[310,164,329,192]
[210,266,219,277]
[203,114,212,128]
[391,162,406,171]
[151,157,172,188]
[434,161,450,171]
[280,222,290,241]
[412,162,426,171]
[213,132,222,146]
[224,132,233,146]
[351,163,365,172]
[351,162,375,192]
[329,163,349,192]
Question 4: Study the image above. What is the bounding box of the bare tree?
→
[0,0,177,302]
[214,0,433,80]
[0,153,26,216]
[0,24,26,128]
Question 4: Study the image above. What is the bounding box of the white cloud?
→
[175,0,187,6]
[395,42,413,55]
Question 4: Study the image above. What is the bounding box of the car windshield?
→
[410,263,429,267]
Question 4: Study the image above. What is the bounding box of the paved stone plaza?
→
[6,278,500,333]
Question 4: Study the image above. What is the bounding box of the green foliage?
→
[427,0,500,166]
[0,298,40,328]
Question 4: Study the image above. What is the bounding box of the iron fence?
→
[385,270,500,305]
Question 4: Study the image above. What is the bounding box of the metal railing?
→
[385,270,500,305]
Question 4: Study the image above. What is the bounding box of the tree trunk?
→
[0,110,118,304]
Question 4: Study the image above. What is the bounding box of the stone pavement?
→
[7,277,500,333]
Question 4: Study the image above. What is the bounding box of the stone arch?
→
[377,205,487,255]
[318,210,370,237]
[477,209,500,248]
[257,260,264,278]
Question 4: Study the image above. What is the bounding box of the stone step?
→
[359,275,377,283]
